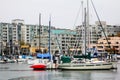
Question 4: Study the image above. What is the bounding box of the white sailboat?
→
[58,0,114,70]
[58,61,113,70]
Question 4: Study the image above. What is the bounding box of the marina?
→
[0,61,119,80]
[0,0,120,80]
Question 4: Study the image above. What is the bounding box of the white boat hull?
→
[58,63,113,70]
[28,59,54,69]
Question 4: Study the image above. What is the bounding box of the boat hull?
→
[30,63,46,70]
[58,63,113,70]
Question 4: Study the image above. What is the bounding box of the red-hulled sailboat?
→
[30,13,52,70]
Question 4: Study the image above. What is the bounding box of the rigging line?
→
[73,1,84,55]
[90,0,111,49]
[55,34,62,54]
[73,1,83,29]
[73,29,82,55]
[63,1,83,54]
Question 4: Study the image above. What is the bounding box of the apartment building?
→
[75,21,107,49]
[12,19,24,43]
[30,27,76,54]
[97,37,120,54]
[0,20,120,55]
[106,25,120,36]
[51,29,77,54]
[0,23,13,55]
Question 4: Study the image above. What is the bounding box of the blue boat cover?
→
[37,53,51,59]
[22,55,33,59]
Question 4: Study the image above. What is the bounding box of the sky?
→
[0,0,120,29]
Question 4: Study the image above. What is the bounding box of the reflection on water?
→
[8,76,34,80]
[7,70,118,80]
[0,62,120,80]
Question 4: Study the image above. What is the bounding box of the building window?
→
[51,43,54,45]
[107,38,110,40]
[105,46,111,48]
[26,34,29,36]
[99,42,103,44]
[27,37,29,39]
[98,50,103,52]
[108,42,111,44]
[97,46,103,48]
[113,46,119,48]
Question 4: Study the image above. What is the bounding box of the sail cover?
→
[36,53,51,59]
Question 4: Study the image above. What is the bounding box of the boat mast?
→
[81,1,85,54]
[87,0,90,50]
[39,13,41,52]
[84,8,87,55]
[48,15,51,55]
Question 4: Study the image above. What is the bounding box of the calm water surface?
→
[0,61,120,80]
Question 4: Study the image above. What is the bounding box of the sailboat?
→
[58,0,114,70]
[30,52,51,70]
[30,14,53,70]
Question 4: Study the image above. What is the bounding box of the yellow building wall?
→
[21,45,29,48]
[30,47,48,54]
[30,47,37,54]
[21,45,48,54]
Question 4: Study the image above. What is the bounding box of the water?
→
[0,61,120,80]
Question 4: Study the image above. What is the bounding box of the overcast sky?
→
[0,0,120,29]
